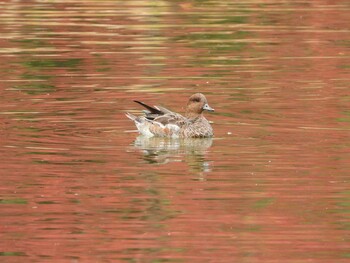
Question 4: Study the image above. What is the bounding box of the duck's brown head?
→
[186,93,214,118]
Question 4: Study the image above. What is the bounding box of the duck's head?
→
[186,93,214,117]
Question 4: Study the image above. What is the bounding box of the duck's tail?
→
[125,112,140,123]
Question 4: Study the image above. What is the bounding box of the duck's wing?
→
[134,100,187,124]
[154,111,187,126]
[141,110,186,137]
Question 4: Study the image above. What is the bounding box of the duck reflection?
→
[130,135,213,173]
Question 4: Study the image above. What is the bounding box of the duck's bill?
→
[203,103,215,112]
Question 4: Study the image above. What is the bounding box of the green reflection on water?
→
[337,111,350,123]
[26,152,70,156]
[216,16,248,24]
[37,201,56,204]
[21,73,52,80]
[0,252,27,257]
[11,38,49,48]
[174,30,249,70]
[0,198,28,204]
[96,67,111,72]
[334,40,350,47]
[336,191,350,214]
[245,225,261,232]
[15,126,44,132]
[22,58,82,69]
[179,31,249,41]
[195,58,241,66]
[13,83,55,95]
[337,222,350,230]
[175,31,249,54]
[252,197,275,209]
[94,53,111,72]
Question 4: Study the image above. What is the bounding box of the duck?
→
[125,93,214,138]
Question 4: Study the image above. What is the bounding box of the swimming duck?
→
[125,93,214,138]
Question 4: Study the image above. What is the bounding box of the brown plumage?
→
[125,93,214,138]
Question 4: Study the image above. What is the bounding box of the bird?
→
[125,93,214,138]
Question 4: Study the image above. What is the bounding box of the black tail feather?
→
[134,100,163,115]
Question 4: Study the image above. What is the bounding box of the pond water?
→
[1,0,350,262]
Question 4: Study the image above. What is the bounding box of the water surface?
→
[1,0,350,262]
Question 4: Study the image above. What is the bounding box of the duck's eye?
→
[191,98,201,102]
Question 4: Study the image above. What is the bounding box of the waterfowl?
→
[125,93,214,138]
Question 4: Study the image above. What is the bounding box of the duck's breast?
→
[180,118,213,138]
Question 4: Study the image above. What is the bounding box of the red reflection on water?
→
[1,0,350,262]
